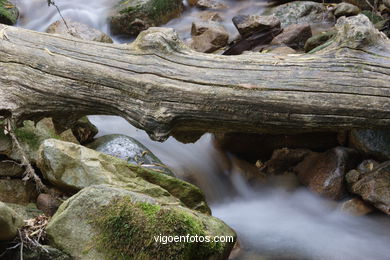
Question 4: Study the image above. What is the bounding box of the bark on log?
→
[0,15,390,142]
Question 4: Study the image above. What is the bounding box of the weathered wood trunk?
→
[0,15,389,142]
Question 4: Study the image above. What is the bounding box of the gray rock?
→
[268,1,335,27]
[334,3,360,17]
[0,202,23,241]
[38,139,210,213]
[87,134,172,175]
[46,185,236,260]
[108,0,183,36]
[46,19,113,43]
[349,129,390,161]
[5,203,43,220]
[271,23,313,49]
[232,15,281,38]
[346,161,390,214]
[197,11,223,22]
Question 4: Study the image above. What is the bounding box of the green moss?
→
[93,198,223,259]
[14,127,41,151]
[128,165,211,214]
[362,10,383,24]
[0,0,18,25]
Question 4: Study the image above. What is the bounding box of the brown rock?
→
[349,129,390,161]
[334,3,360,18]
[36,194,62,217]
[0,160,24,178]
[191,20,225,36]
[269,46,297,55]
[271,23,312,50]
[339,197,374,216]
[46,19,113,43]
[232,15,281,38]
[263,148,311,175]
[0,179,38,204]
[190,23,229,53]
[198,11,223,22]
[346,161,390,215]
[294,147,360,200]
[214,132,339,163]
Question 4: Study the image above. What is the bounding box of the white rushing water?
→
[14,1,390,258]
[89,116,390,260]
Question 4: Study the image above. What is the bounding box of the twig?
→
[47,1,70,31]
[4,118,48,193]
[18,230,23,260]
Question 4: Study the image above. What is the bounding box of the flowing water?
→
[14,1,390,259]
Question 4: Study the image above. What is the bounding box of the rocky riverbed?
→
[1,0,390,259]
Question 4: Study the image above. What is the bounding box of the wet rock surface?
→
[346,161,390,215]
[271,23,313,49]
[349,129,390,161]
[294,147,360,200]
[87,134,173,175]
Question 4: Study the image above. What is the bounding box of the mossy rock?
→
[46,185,236,260]
[38,139,210,213]
[0,201,24,241]
[304,30,335,52]
[108,0,184,36]
[0,0,19,25]
[8,118,78,163]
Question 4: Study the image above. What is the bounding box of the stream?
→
[14,1,390,259]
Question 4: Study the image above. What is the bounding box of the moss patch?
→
[129,165,211,214]
[93,198,223,259]
[0,0,18,25]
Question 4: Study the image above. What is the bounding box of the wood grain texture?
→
[0,15,389,142]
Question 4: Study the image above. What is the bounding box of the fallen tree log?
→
[0,15,390,142]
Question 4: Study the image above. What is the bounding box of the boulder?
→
[38,139,210,213]
[0,202,23,241]
[334,3,360,17]
[70,117,98,144]
[346,161,390,214]
[339,197,374,216]
[304,30,336,52]
[294,147,360,200]
[108,0,183,36]
[46,185,236,260]
[232,15,281,38]
[349,129,390,161]
[87,134,173,175]
[195,0,227,10]
[0,159,24,178]
[271,23,313,50]
[46,19,113,43]
[268,1,335,27]
[0,179,38,204]
[0,0,18,25]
